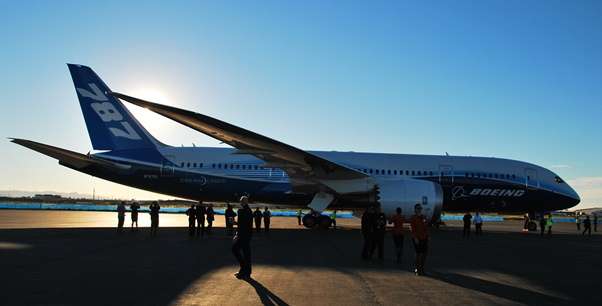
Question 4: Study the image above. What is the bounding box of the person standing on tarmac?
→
[389,207,405,264]
[130,202,140,231]
[583,216,592,236]
[576,214,581,231]
[594,215,598,232]
[546,214,553,236]
[195,203,206,237]
[185,204,196,237]
[523,214,530,233]
[331,210,338,229]
[410,204,429,276]
[361,206,376,260]
[206,204,215,235]
[253,207,262,232]
[297,209,303,226]
[232,196,254,279]
[462,212,472,238]
[539,214,546,237]
[117,202,126,233]
[149,201,161,237]
[473,212,483,236]
[370,207,387,261]
[263,207,272,233]
[225,204,237,236]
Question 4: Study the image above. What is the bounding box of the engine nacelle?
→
[376,178,443,223]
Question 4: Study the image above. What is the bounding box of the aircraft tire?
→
[528,221,537,231]
[318,215,332,229]
[302,214,317,228]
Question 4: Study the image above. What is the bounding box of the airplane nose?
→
[565,185,581,208]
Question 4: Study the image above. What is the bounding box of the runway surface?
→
[0,210,600,306]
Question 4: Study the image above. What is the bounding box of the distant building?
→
[574,207,602,216]
[33,194,63,200]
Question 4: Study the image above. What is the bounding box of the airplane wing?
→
[111,92,369,190]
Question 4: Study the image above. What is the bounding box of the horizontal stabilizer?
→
[10,138,130,170]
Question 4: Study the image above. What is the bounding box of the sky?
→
[0,1,601,209]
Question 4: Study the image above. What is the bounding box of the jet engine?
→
[375,178,444,223]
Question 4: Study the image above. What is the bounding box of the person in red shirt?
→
[410,203,429,276]
[389,207,405,264]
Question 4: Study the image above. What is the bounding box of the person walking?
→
[462,212,472,238]
[130,202,140,231]
[185,204,196,237]
[522,214,530,233]
[473,212,483,236]
[232,196,254,279]
[410,204,429,276]
[297,209,303,226]
[263,207,271,233]
[576,215,581,231]
[331,210,337,229]
[225,204,237,236]
[370,207,387,261]
[583,216,592,236]
[117,202,126,233]
[149,201,161,237]
[195,203,206,237]
[253,207,262,232]
[389,207,405,264]
[206,204,215,235]
[361,206,376,260]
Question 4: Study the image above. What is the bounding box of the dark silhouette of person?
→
[130,202,140,231]
[263,207,271,233]
[206,204,215,235]
[583,216,592,236]
[225,204,237,236]
[410,204,429,276]
[117,201,126,233]
[370,207,387,261]
[473,212,483,236]
[539,214,546,237]
[576,215,581,231]
[195,202,206,237]
[297,209,303,226]
[389,207,405,264]
[594,215,598,232]
[462,212,472,238]
[361,206,376,260]
[523,214,530,233]
[232,196,253,279]
[185,204,196,237]
[253,207,262,232]
[149,201,161,237]
[331,210,337,229]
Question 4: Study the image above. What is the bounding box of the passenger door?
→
[524,168,538,189]
[160,156,176,177]
[439,165,454,186]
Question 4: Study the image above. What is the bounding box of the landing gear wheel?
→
[318,215,333,229]
[302,214,317,228]
[528,221,537,231]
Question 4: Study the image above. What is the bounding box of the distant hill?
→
[0,190,102,200]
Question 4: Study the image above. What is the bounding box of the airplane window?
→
[369,169,373,174]
[212,164,215,168]
[429,171,433,176]
[394,170,397,175]
[388,170,391,175]
[555,176,565,183]
[236,165,240,169]
[411,171,415,176]
[187,162,190,168]
[200,163,203,168]
[381,169,385,175]
[180,162,184,168]
[417,171,422,176]
[193,163,197,168]
[376,170,380,175]
[405,170,409,175]
[512,174,516,179]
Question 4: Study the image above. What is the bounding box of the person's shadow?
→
[244,278,289,306]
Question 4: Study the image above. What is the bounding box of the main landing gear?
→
[302,214,332,229]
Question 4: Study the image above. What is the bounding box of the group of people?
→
[462,212,484,238]
[361,203,430,276]
[575,214,597,236]
[185,202,216,237]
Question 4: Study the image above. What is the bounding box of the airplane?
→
[11,64,580,229]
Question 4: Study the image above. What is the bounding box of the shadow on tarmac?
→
[0,224,599,305]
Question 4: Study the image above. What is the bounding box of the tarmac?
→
[0,209,600,306]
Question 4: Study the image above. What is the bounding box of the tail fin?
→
[67,64,162,151]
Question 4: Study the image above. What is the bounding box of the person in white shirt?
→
[473,212,484,236]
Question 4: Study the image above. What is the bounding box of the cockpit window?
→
[555,176,565,184]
